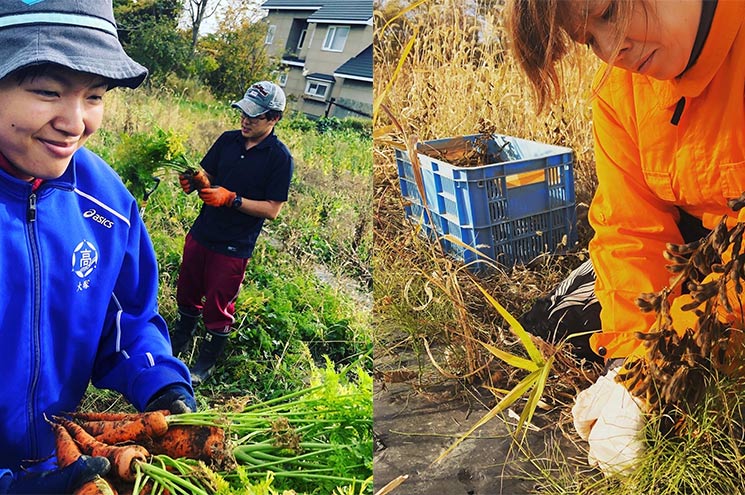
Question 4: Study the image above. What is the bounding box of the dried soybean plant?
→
[617,195,745,419]
[424,118,514,169]
[453,118,499,168]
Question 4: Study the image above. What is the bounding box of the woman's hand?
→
[572,365,648,476]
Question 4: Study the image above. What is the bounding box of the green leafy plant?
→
[170,359,373,494]
[434,282,554,462]
[109,126,197,200]
[134,456,224,495]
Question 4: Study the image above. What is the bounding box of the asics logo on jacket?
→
[83,208,114,229]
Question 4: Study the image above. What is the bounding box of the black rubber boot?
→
[170,310,200,356]
[190,331,228,385]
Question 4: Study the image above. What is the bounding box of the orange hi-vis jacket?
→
[587,1,745,359]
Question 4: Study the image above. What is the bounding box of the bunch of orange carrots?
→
[46,410,229,495]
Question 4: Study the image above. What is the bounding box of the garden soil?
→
[374,346,589,495]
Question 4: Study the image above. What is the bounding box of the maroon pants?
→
[175,233,249,334]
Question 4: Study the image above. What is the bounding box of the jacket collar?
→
[0,151,76,192]
[650,0,744,108]
[0,152,42,190]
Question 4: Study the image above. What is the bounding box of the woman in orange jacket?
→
[507,0,744,474]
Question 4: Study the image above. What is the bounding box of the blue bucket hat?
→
[231,81,286,117]
[0,0,147,88]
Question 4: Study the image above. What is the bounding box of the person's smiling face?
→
[570,0,702,80]
[0,65,107,180]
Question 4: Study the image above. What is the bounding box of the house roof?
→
[307,0,372,23]
[306,72,337,83]
[334,45,372,82]
[262,0,372,23]
[261,0,323,9]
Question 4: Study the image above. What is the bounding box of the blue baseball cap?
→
[0,0,147,88]
[231,81,286,117]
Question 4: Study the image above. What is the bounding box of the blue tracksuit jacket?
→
[0,147,191,472]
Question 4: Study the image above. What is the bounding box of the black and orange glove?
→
[198,187,236,208]
[178,173,194,194]
[145,384,196,414]
[178,170,210,194]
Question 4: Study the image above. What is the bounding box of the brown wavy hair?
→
[506,0,634,112]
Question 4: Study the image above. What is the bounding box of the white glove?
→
[571,367,647,476]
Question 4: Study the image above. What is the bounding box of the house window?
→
[278,73,288,87]
[322,26,349,52]
[305,81,330,99]
[297,29,307,51]
[265,25,276,45]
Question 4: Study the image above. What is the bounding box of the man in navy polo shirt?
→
[173,81,294,384]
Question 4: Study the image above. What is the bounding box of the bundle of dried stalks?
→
[618,198,745,425]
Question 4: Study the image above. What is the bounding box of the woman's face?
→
[571,0,702,80]
[0,66,106,180]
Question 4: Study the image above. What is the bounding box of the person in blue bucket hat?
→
[0,1,196,492]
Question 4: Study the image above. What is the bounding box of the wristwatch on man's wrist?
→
[232,195,243,209]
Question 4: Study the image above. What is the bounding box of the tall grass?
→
[373,0,602,488]
[374,3,745,495]
[374,0,600,377]
[374,0,599,200]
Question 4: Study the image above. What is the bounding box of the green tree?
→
[197,7,277,100]
[114,0,192,82]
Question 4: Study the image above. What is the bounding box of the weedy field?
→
[74,85,373,494]
[373,1,745,495]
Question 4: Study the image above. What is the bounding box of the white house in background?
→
[260,0,373,119]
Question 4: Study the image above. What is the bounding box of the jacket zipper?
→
[26,192,41,458]
[670,97,686,126]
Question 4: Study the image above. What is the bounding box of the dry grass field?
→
[372,1,604,492]
[373,0,601,338]
[373,0,601,390]
[373,2,745,494]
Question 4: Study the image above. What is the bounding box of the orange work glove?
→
[198,187,236,207]
[178,170,210,194]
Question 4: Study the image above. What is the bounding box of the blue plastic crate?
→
[395,134,577,268]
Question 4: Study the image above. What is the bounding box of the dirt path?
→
[313,264,372,309]
[374,342,590,495]
[375,381,536,494]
